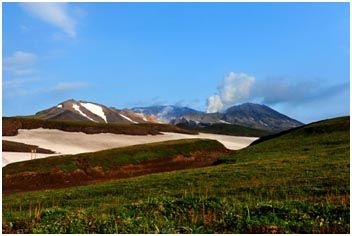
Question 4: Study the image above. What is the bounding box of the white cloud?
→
[206,72,349,114]
[3,78,38,88]
[20,3,77,38]
[49,82,88,93]
[4,51,37,75]
[3,78,40,98]
[206,72,255,113]
[219,72,255,104]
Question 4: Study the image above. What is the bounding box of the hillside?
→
[2,140,55,154]
[2,117,197,137]
[222,103,303,131]
[136,102,303,132]
[131,105,202,123]
[2,116,349,233]
[172,103,303,132]
[35,99,160,124]
[176,122,272,137]
[3,139,228,194]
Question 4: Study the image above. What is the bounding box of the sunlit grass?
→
[2,116,349,233]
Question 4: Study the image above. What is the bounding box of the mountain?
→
[35,99,160,124]
[130,105,202,123]
[34,100,302,131]
[222,103,303,131]
[170,103,303,132]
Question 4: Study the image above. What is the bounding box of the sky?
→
[2,2,350,123]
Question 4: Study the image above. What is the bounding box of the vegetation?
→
[2,140,55,154]
[2,117,197,136]
[177,122,273,137]
[3,139,225,175]
[2,116,349,233]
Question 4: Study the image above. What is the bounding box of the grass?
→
[2,117,197,136]
[176,122,273,137]
[3,139,225,175]
[2,116,349,233]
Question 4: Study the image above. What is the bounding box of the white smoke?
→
[206,72,255,113]
[206,95,223,113]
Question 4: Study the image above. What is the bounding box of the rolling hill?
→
[2,116,349,233]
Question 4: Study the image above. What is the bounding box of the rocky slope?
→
[136,103,303,132]
[35,99,160,124]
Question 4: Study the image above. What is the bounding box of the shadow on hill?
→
[250,116,349,146]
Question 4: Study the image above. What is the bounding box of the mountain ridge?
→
[32,99,303,132]
[134,102,303,132]
[35,99,160,124]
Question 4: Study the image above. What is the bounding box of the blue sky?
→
[3,2,350,123]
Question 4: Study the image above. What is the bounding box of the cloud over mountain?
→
[206,72,255,113]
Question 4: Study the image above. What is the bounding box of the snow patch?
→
[120,114,138,124]
[80,102,107,123]
[219,120,231,124]
[57,104,62,108]
[72,104,96,122]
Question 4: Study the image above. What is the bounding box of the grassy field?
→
[2,116,349,233]
[2,117,197,136]
[176,122,273,137]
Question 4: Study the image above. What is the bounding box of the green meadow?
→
[2,117,349,233]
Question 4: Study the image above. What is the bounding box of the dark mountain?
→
[222,103,303,131]
[168,103,303,132]
[35,99,160,124]
[131,105,202,123]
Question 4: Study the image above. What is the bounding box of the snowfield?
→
[80,102,107,123]
[2,128,257,166]
[119,114,138,124]
[72,104,96,122]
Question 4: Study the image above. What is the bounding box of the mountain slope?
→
[36,99,160,124]
[176,122,273,137]
[222,103,303,131]
[131,105,202,123]
[169,103,303,132]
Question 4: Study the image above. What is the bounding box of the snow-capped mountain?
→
[130,105,202,123]
[34,100,303,131]
[35,99,160,124]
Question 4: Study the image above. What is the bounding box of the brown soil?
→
[3,150,228,195]
[2,140,55,154]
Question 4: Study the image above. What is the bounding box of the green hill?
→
[3,139,228,194]
[2,116,349,233]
